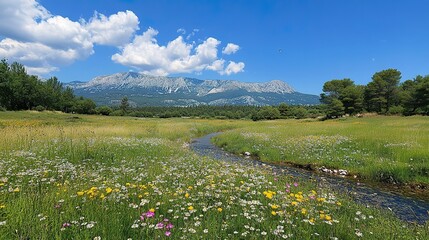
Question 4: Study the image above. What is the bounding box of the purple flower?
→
[166,223,174,230]
[293,182,298,187]
[156,222,164,229]
[145,211,155,218]
[165,231,171,237]
[62,222,71,228]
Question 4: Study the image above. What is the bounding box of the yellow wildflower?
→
[271,204,279,210]
[0,204,5,209]
[217,207,223,212]
[106,187,113,194]
[325,215,332,221]
[185,193,190,198]
[149,208,155,212]
[77,191,85,196]
[291,201,298,206]
[301,208,307,215]
[271,211,277,216]
[188,206,194,211]
[13,187,20,192]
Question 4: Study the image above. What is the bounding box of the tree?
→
[401,75,429,115]
[320,79,363,115]
[364,69,401,113]
[251,106,280,121]
[278,103,290,117]
[326,98,345,118]
[120,96,130,115]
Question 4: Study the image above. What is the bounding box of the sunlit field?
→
[0,111,428,239]
[213,116,429,187]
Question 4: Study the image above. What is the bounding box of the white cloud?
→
[223,61,245,75]
[0,0,139,75]
[177,28,186,35]
[0,0,244,76]
[206,59,225,71]
[113,28,244,76]
[86,11,139,46]
[222,43,240,55]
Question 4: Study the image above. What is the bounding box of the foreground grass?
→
[213,116,429,187]
[0,111,428,239]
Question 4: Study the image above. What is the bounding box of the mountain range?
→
[66,72,320,106]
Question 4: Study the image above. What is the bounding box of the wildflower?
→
[62,222,71,228]
[291,201,298,206]
[188,206,194,211]
[293,182,298,187]
[185,193,190,198]
[13,187,20,192]
[131,223,139,228]
[146,211,155,218]
[271,211,277,216]
[0,221,6,226]
[93,237,101,240]
[301,208,307,215]
[156,222,164,229]
[166,223,174,230]
[325,215,332,221]
[263,190,276,199]
[271,204,279,210]
[77,191,85,196]
[0,204,5,209]
[165,231,171,237]
[106,187,112,194]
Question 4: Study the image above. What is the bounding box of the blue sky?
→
[1,0,428,94]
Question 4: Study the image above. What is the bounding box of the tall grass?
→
[213,116,429,186]
[0,111,427,239]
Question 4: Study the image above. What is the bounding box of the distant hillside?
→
[66,72,320,106]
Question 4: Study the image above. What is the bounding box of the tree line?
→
[0,60,96,113]
[1,59,427,119]
[321,69,429,117]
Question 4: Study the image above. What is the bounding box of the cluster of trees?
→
[321,69,429,117]
[2,59,427,120]
[92,98,323,120]
[0,60,96,113]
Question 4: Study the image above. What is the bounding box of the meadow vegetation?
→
[213,116,429,188]
[0,111,428,239]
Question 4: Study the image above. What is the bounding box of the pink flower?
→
[62,222,71,228]
[166,223,174,230]
[293,182,298,187]
[145,211,155,218]
[165,231,171,237]
[156,222,164,229]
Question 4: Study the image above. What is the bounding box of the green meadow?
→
[0,111,428,239]
[213,116,429,188]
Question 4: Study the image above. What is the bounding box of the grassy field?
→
[0,111,428,239]
[213,116,429,187]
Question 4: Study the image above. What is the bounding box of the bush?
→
[0,106,6,111]
[33,105,45,112]
[96,106,113,116]
[110,110,124,116]
[387,105,404,115]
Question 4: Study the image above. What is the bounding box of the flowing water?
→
[190,132,429,224]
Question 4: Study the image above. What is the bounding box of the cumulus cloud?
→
[86,11,139,46]
[222,43,240,55]
[112,28,244,76]
[223,61,245,75]
[0,0,244,76]
[0,0,139,75]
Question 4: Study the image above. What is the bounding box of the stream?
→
[190,132,429,224]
